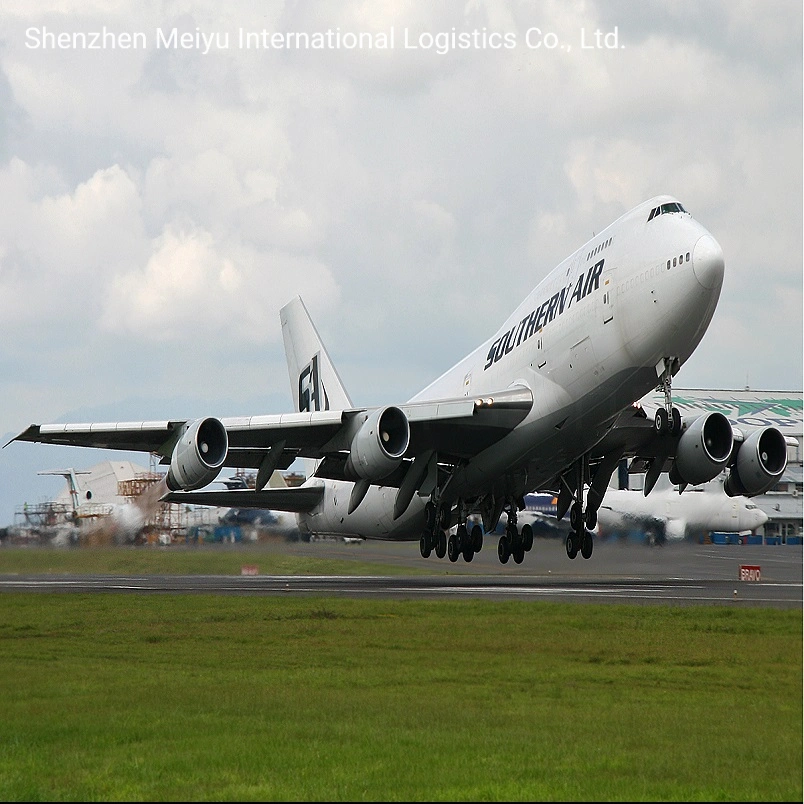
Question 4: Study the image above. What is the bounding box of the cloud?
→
[100,222,337,345]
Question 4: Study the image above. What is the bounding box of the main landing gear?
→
[419,502,483,563]
[561,455,596,561]
[496,506,534,565]
[419,498,537,566]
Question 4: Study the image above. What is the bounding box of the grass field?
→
[0,543,420,577]
[0,547,801,801]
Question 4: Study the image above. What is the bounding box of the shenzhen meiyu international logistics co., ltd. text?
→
[23,25,624,56]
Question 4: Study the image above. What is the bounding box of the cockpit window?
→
[647,202,687,222]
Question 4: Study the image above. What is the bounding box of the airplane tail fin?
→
[280,296,352,482]
[280,296,353,413]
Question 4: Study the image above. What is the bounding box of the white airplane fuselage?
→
[297,197,725,540]
[596,486,768,541]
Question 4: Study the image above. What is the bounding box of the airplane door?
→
[600,268,616,324]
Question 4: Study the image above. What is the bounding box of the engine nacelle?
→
[724,426,788,497]
[345,406,409,482]
[166,417,228,491]
[671,412,733,486]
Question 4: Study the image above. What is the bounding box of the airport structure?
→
[634,388,802,543]
[8,459,221,546]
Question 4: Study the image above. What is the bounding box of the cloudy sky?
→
[0,1,801,524]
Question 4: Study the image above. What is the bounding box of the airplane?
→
[8,195,790,566]
[595,477,769,544]
[37,468,151,543]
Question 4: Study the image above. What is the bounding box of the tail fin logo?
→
[298,353,330,412]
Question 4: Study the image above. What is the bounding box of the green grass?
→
[0,548,801,801]
[0,544,418,577]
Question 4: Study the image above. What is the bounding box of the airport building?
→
[636,388,803,543]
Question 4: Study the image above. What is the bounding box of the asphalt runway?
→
[1,538,801,608]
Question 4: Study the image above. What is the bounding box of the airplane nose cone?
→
[692,234,725,290]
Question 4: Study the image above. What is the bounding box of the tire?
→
[671,406,682,434]
[497,535,510,564]
[419,532,431,558]
[513,547,525,564]
[581,530,594,559]
[570,503,581,531]
[448,532,460,562]
[471,524,483,553]
[566,532,578,559]
[655,407,669,434]
[585,508,597,529]
[462,545,474,562]
[521,523,533,552]
[436,529,447,559]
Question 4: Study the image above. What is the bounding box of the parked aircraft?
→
[595,480,769,544]
[9,196,790,566]
[37,468,150,543]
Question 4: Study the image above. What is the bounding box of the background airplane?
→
[595,478,768,545]
[509,479,768,546]
[37,467,155,544]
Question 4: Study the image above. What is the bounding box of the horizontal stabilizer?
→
[162,485,324,513]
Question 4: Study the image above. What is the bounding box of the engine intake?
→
[724,426,788,497]
[345,406,410,482]
[670,412,733,486]
[166,417,228,491]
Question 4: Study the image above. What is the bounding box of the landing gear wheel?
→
[566,532,578,559]
[462,544,474,562]
[498,535,511,564]
[585,509,597,530]
[435,529,447,559]
[521,523,533,552]
[424,501,437,531]
[570,502,582,531]
[655,407,669,435]
[671,406,682,434]
[419,531,431,558]
[471,524,483,553]
[581,530,594,559]
[513,546,525,564]
[447,532,460,562]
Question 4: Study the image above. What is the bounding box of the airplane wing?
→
[8,385,534,491]
[163,486,325,513]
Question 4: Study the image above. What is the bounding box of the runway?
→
[1,539,800,608]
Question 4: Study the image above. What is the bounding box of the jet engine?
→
[670,412,733,486]
[166,417,228,491]
[724,426,788,497]
[345,406,410,482]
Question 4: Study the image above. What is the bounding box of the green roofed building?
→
[637,388,803,543]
